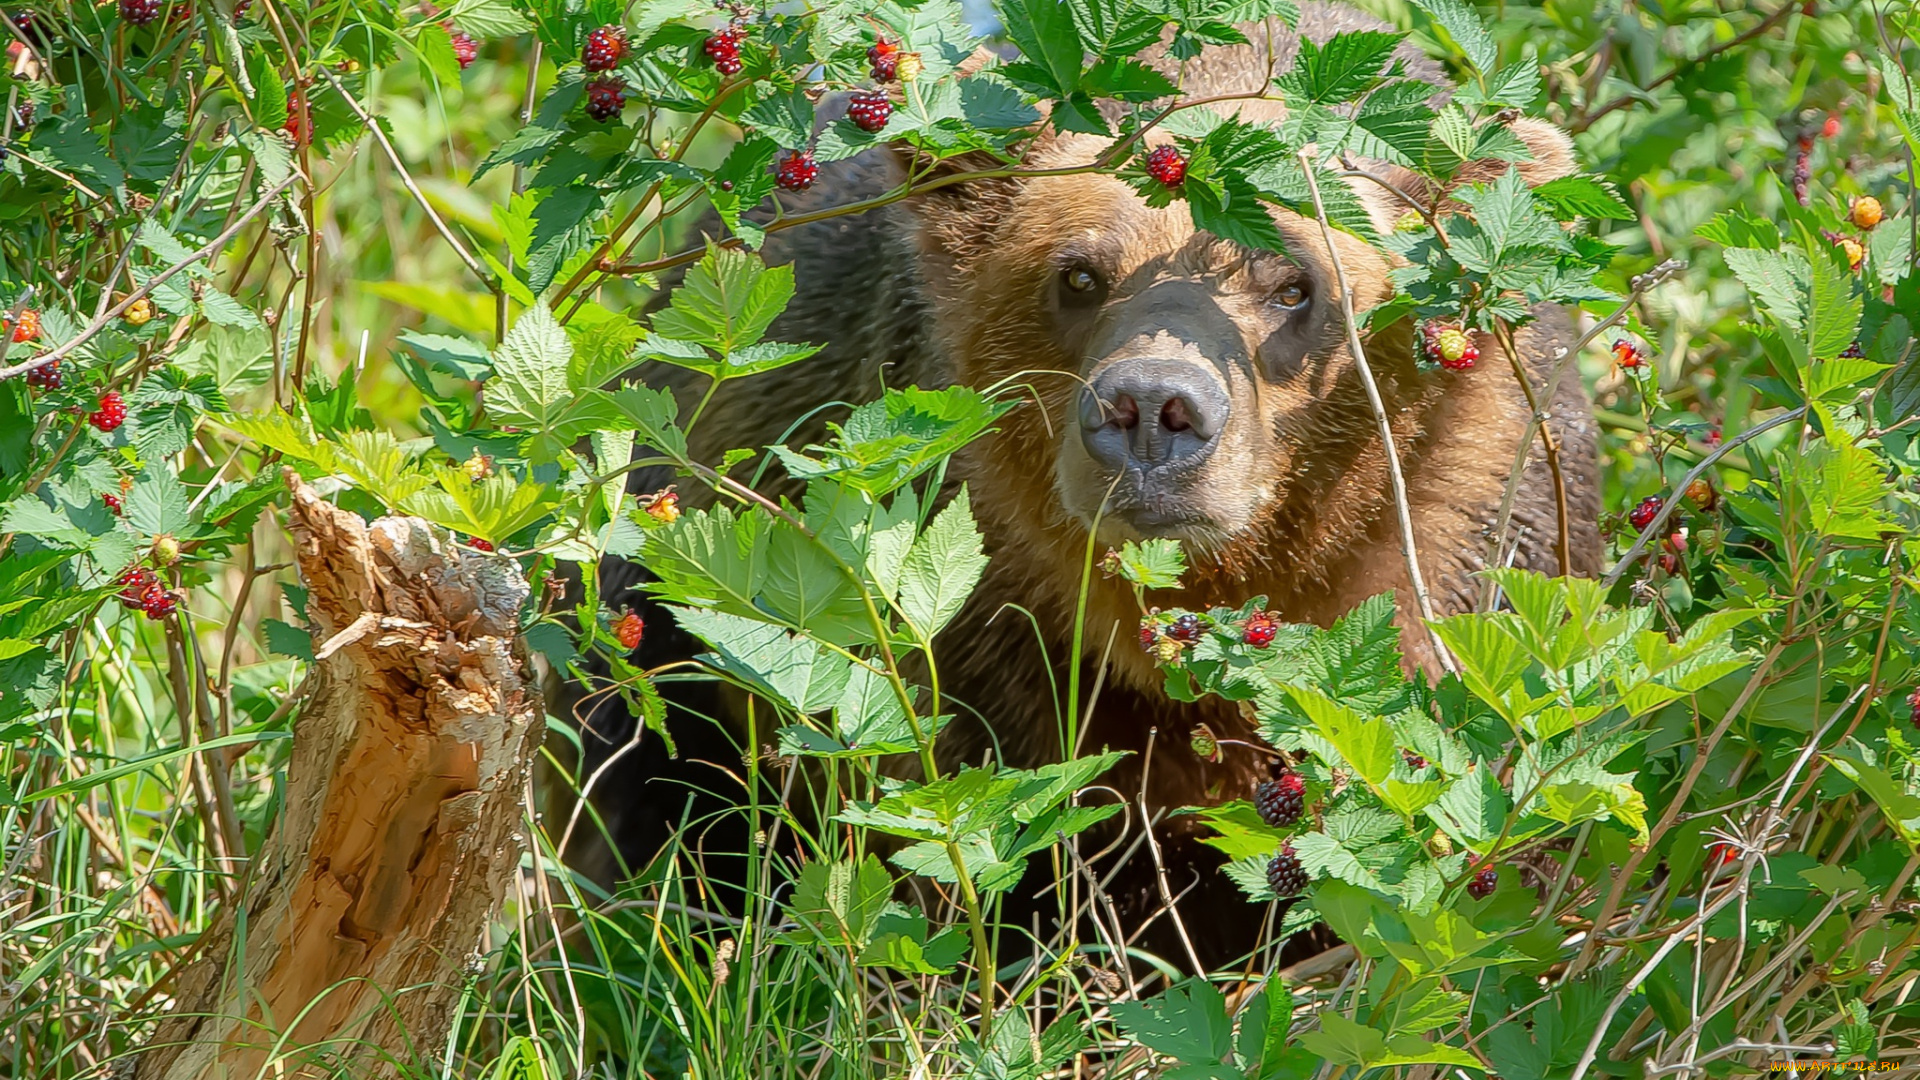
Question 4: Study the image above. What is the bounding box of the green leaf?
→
[125,468,193,539]
[650,245,795,355]
[999,0,1088,101]
[673,607,853,714]
[894,487,988,637]
[1110,980,1235,1073]
[1275,30,1403,106]
[1725,247,1808,334]
[487,304,574,431]
[856,911,967,974]
[1827,747,1920,849]
[1113,538,1186,590]
[1287,685,1394,789]
[26,724,292,803]
[1529,175,1634,221]
[1412,0,1495,73]
[786,854,893,948]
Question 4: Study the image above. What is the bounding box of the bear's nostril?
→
[1111,394,1140,429]
[1160,397,1191,433]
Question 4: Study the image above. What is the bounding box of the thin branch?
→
[1297,150,1456,674]
[1600,405,1808,589]
[1568,2,1802,134]
[0,172,302,380]
[319,68,497,297]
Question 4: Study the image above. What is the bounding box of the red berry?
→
[117,565,158,605]
[9,308,39,344]
[582,25,628,72]
[584,77,626,122]
[103,491,123,515]
[846,90,893,134]
[1138,619,1159,652]
[1908,687,1920,730]
[1255,771,1306,827]
[1242,610,1278,648]
[139,581,177,620]
[774,148,817,191]
[1611,338,1645,369]
[1628,495,1663,531]
[447,26,479,69]
[1266,843,1308,897]
[468,537,494,552]
[285,87,310,145]
[1466,865,1498,899]
[1707,841,1739,868]
[90,391,127,432]
[1402,749,1428,769]
[1421,321,1477,371]
[1822,114,1841,139]
[615,611,645,650]
[703,26,744,75]
[23,358,59,390]
[119,0,163,26]
[1166,612,1203,643]
[1145,145,1187,187]
[868,37,900,82]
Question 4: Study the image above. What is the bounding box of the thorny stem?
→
[1297,150,1456,674]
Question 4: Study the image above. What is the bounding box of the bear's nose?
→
[1078,358,1229,472]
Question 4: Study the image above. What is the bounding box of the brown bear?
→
[576,1,1601,967]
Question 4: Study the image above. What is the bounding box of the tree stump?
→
[134,472,541,1080]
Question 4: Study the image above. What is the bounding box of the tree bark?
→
[134,472,541,1080]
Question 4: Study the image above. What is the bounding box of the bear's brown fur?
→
[581,2,1601,965]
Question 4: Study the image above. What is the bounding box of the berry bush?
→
[1,0,1919,1077]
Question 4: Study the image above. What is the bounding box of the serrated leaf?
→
[1529,175,1633,221]
[894,488,988,637]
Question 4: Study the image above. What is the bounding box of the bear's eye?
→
[1273,283,1309,309]
[1062,266,1102,294]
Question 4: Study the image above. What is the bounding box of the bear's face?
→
[909,130,1395,577]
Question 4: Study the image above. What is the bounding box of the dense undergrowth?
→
[2,0,1920,1077]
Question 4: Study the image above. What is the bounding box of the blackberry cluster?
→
[1466,865,1498,899]
[1254,771,1305,827]
[867,37,900,81]
[125,298,156,326]
[90,390,127,432]
[1145,146,1187,187]
[704,25,745,75]
[1628,495,1663,531]
[119,0,164,26]
[116,566,176,620]
[846,90,893,133]
[1166,612,1203,643]
[1266,844,1308,897]
[582,25,628,72]
[103,491,123,515]
[774,148,818,191]
[584,77,626,122]
[24,358,59,390]
[1401,749,1428,770]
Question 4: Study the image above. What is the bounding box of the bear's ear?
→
[1346,116,1577,236]
[888,144,1029,263]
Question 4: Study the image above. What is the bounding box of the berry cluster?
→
[1166,612,1203,643]
[584,77,626,122]
[1242,610,1278,648]
[1266,843,1308,897]
[285,87,310,145]
[868,37,900,82]
[103,491,123,515]
[1611,338,1645,370]
[24,358,59,389]
[90,390,127,433]
[1907,686,1920,730]
[1145,145,1187,187]
[614,610,645,650]
[1627,494,1663,532]
[125,297,156,326]
[468,537,495,552]
[447,26,479,70]
[1420,321,1478,371]
[119,0,164,26]
[4,307,39,344]
[1254,771,1305,827]
[1852,196,1883,231]
[116,565,176,620]
[582,25,627,72]
[774,148,818,191]
[644,490,681,523]
[846,90,893,134]
[704,24,746,75]
[1465,865,1498,899]
[1401,748,1428,769]
[1790,114,1840,206]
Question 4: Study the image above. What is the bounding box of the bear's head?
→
[894,19,1575,666]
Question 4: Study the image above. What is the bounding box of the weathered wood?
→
[134,472,540,1080]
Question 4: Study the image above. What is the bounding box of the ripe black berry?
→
[868,37,900,82]
[1145,145,1186,187]
[584,77,626,122]
[120,0,163,26]
[139,581,177,620]
[1167,612,1203,643]
[103,491,122,515]
[582,25,628,72]
[1242,610,1277,648]
[1466,865,1498,899]
[23,358,58,390]
[90,391,127,432]
[117,565,157,605]
[1254,771,1305,827]
[1840,340,1866,359]
[1402,749,1428,770]
[774,148,817,191]
[846,90,893,133]
[1628,495,1662,531]
[1266,843,1308,897]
